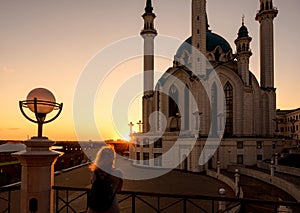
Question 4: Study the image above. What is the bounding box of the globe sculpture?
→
[19,88,63,138]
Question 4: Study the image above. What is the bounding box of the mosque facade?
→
[130,0,287,171]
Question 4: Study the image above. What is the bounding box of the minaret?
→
[255,0,278,89]
[192,0,207,76]
[235,16,252,86]
[141,0,157,132]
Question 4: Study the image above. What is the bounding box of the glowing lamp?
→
[218,188,226,196]
[26,88,56,114]
[19,88,63,138]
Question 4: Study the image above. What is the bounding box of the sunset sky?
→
[0,0,299,141]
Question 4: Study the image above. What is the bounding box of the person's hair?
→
[89,145,116,172]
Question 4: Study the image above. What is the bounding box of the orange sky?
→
[0,0,299,141]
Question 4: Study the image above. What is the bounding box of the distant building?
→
[0,141,25,185]
[53,140,129,170]
[130,0,288,171]
[276,108,300,140]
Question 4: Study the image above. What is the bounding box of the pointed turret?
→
[145,0,153,13]
[235,16,252,86]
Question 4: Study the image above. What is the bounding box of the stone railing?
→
[229,165,300,202]
[257,161,300,178]
[207,170,243,213]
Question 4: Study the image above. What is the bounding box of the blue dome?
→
[176,32,232,57]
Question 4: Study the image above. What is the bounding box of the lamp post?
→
[217,161,221,177]
[218,188,226,211]
[270,160,275,182]
[13,88,63,213]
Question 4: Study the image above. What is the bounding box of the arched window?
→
[169,85,179,117]
[211,83,218,136]
[242,43,246,51]
[214,49,221,61]
[224,82,233,135]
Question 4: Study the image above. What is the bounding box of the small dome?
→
[238,25,249,38]
[176,32,232,57]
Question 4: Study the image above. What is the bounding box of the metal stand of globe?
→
[19,87,63,139]
[13,88,64,213]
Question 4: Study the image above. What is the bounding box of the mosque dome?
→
[175,32,232,57]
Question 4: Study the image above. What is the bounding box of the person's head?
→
[90,145,116,172]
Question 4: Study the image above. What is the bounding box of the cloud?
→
[0,66,15,73]
[6,128,20,131]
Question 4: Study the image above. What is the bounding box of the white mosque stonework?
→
[130,0,286,171]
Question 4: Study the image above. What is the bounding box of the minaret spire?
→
[145,0,153,13]
[242,14,245,26]
[235,16,252,86]
[192,0,207,76]
[255,0,278,89]
[256,0,278,136]
[141,0,157,132]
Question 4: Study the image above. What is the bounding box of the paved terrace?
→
[2,157,300,212]
[54,158,235,212]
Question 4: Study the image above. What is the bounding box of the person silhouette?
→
[88,146,123,213]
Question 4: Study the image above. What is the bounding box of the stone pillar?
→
[274,153,278,165]
[217,161,220,177]
[13,137,62,213]
[270,160,275,182]
[234,169,240,196]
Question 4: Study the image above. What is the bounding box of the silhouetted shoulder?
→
[111,169,123,178]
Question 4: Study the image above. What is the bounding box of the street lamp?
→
[14,88,63,213]
[19,88,63,138]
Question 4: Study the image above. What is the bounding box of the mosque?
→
[130,0,285,172]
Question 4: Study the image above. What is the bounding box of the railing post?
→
[211,199,214,212]
[240,200,246,212]
[132,194,136,213]
[8,190,11,213]
[183,198,187,213]
[274,204,278,213]
[55,189,59,213]
[66,190,69,213]
[157,196,160,213]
